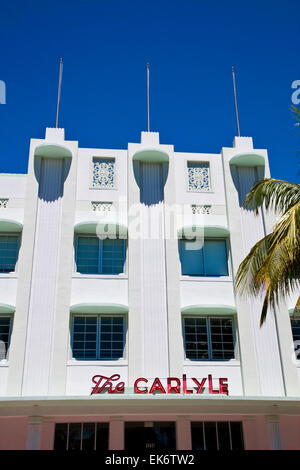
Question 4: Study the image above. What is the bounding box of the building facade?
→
[0,127,299,450]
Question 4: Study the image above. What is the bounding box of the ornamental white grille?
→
[0,198,8,208]
[92,158,115,189]
[187,162,210,192]
[91,201,113,212]
[191,204,211,215]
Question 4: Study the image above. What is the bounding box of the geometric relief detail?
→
[0,198,8,208]
[91,201,113,212]
[187,162,210,192]
[92,158,115,189]
[191,204,211,215]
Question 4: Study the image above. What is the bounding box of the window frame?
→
[0,315,13,362]
[182,315,237,362]
[179,237,230,278]
[70,314,127,362]
[90,156,117,191]
[0,232,21,275]
[74,234,127,276]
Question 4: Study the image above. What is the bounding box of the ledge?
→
[0,302,15,314]
[70,303,129,314]
[132,148,169,163]
[229,152,265,167]
[178,225,229,238]
[74,221,127,237]
[34,143,72,159]
[0,219,23,232]
[181,304,237,315]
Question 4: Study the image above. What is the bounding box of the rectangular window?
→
[54,422,109,450]
[125,422,176,450]
[187,161,210,192]
[72,315,126,361]
[291,318,300,360]
[76,236,126,275]
[0,235,19,273]
[183,317,235,361]
[191,422,244,450]
[179,238,228,276]
[0,316,12,360]
[92,157,115,189]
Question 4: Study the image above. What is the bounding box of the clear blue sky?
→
[0,0,299,181]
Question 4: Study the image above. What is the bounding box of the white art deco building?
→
[0,127,299,450]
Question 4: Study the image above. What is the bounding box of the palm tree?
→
[235,107,300,326]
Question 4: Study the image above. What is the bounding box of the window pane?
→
[0,317,12,360]
[54,423,68,450]
[101,239,126,274]
[217,422,231,450]
[72,317,97,360]
[291,319,300,360]
[96,423,109,451]
[76,237,99,274]
[184,318,209,360]
[68,423,82,450]
[82,423,95,450]
[191,422,205,450]
[230,422,244,450]
[99,317,125,360]
[210,318,235,360]
[0,235,19,273]
[179,239,204,276]
[204,422,217,450]
[204,239,228,276]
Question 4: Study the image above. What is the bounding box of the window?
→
[54,422,109,450]
[71,315,126,360]
[191,422,244,450]
[183,317,235,360]
[0,235,19,273]
[0,316,12,360]
[75,236,126,275]
[92,157,115,189]
[291,318,300,360]
[187,161,210,192]
[125,422,176,450]
[179,238,228,276]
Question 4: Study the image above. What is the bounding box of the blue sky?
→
[0,0,299,182]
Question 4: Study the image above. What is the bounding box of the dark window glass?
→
[125,422,176,450]
[0,317,12,360]
[191,422,205,450]
[54,422,109,450]
[68,423,82,450]
[291,319,300,360]
[54,423,68,450]
[0,235,19,273]
[179,238,228,276]
[217,422,231,450]
[184,317,235,361]
[230,422,244,450]
[204,422,217,450]
[76,236,126,275]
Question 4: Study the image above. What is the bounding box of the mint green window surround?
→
[75,236,126,275]
[0,234,19,273]
[179,238,228,276]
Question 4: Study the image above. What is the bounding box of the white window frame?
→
[0,232,21,276]
[70,314,127,362]
[74,234,128,277]
[182,315,237,362]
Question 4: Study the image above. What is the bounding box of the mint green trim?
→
[182,304,237,315]
[0,219,23,232]
[70,303,128,314]
[34,143,72,159]
[178,225,229,238]
[0,303,15,314]
[74,221,128,237]
[229,152,265,167]
[132,148,169,163]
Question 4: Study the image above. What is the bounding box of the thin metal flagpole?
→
[56,58,63,128]
[232,66,241,137]
[147,62,150,132]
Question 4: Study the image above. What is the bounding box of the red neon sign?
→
[90,374,229,395]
